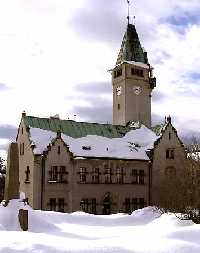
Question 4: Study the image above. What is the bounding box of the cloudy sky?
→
[0,0,200,157]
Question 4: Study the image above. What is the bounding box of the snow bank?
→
[0,202,199,252]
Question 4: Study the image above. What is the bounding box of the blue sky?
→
[0,0,200,157]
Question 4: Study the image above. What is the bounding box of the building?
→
[15,21,186,214]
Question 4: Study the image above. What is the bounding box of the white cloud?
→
[0,0,199,143]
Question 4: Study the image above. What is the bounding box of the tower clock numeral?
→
[116,86,122,96]
[133,86,142,95]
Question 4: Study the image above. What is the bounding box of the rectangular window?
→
[79,167,87,183]
[49,198,56,211]
[116,167,124,184]
[132,198,138,211]
[58,146,61,155]
[131,169,138,184]
[105,168,112,183]
[139,170,144,184]
[166,149,174,159]
[80,198,89,212]
[125,198,131,213]
[138,198,145,209]
[58,198,65,212]
[117,104,120,110]
[20,143,24,155]
[59,166,67,183]
[25,166,30,183]
[92,168,100,183]
[49,166,58,181]
[131,68,144,77]
[91,198,97,214]
[114,68,122,78]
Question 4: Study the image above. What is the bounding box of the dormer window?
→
[82,146,91,151]
[131,68,144,77]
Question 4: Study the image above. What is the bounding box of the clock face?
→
[116,86,122,96]
[133,86,142,95]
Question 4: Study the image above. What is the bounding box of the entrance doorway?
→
[103,192,111,215]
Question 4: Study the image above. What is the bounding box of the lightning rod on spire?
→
[127,0,130,24]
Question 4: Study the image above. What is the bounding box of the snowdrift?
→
[0,200,199,253]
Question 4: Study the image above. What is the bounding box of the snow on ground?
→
[0,200,200,253]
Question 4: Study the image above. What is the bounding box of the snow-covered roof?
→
[29,125,159,160]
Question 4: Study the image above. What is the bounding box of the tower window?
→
[131,68,144,77]
[117,104,120,110]
[58,146,61,154]
[114,68,122,78]
[20,143,24,155]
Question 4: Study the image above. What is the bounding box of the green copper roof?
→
[116,24,148,65]
[23,116,131,139]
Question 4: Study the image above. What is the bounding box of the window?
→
[131,169,145,184]
[80,198,89,212]
[132,198,138,211]
[25,166,30,183]
[91,198,96,214]
[131,169,138,184]
[131,68,144,77]
[138,198,145,209]
[20,143,24,155]
[124,198,131,213]
[79,167,87,183]
[59,166,67,183]
[105,168,112,183]
[117,104,120,110]
[58,198,65,212]
[21,128,23,135]
[49,166,58,181]
[58,146,61,154]
[114,68,122,78]
[166,149,174,159]
[49,166,68,183]
[92,168,100,183]
[169,132,171,140]
[49,198,56,211]
[116,167,124,184]
[139,170,144,184]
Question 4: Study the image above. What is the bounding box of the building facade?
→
[15,22,186,214]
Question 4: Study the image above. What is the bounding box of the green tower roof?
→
[116,24,148,65]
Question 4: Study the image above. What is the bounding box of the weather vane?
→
[127,0,130,24]
[126,0,136,25]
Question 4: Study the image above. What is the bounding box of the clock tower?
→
[111,23,156,128]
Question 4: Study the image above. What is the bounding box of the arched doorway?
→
[103,192,112,215]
